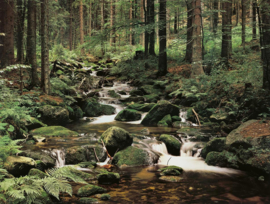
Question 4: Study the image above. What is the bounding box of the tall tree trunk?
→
[158,0,167,76]
[213,0,219,34]
[101,0,105,56]
[0,0,6,67]
[27,0,39,86]
[140,0,145,46]
[130,0,134,45]
[191,0,204,77]
[110,0,116,46]
[149,0,155,55]
[236,0,239,25]
[69,0,73,50]
[221,0,232,65]
[185,0,193,63]
[261,0,270,89]
[144,0,149,57]
[3,0,15,66]
[242,0,246,52]
[89,1,92,37]
[174,11,177,34]
[252,0,257,39]
[17,0,26,63]
[41,0,50,94]
[79,0,84,53]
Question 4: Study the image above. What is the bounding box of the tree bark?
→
[130,0,134,45]
[213,0,219,34]
[185,0,193,63]
[149,0,155,55]
[191,0,204,77]
[158,0,167,76]
[27,0,39,86]
[0,0,6,67]
[41,0,50,94]
[140,0,145,46]
[252,0,257,39]
[144,0,149,57]
[110,0,116,46]
[17,0,26,63]
[242,0,246,52]
[69,0,73,50]
[79,0,84,53]
[221,0,232,65]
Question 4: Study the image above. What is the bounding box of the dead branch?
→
[192,109,201,126]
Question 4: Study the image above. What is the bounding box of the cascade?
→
[179,109,187,123]
[49,149,66,168]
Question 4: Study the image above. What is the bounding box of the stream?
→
[26,80,270,203]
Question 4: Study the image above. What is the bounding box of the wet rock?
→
[22,117,47,131]
[117,91,126,95]
[158,166,183,176]
[77,184,106,197]
[115,109,141,121]
[97,69,109,76]
[112,146,157,167]
[69,167,95,181]
[101,126,133,156]
[28,168,47,179]
[201,138,226,158]
[83,144,107,162]
[130,89,144,96]
[70,105,84,120]
[4,156,36,176]
[108,90,121,98]
[82,99,115,117]
[141,100,179,126]
[100,194,111,200]
[51,77,76,95]
[127,103,155,112]
[66,146,87,164]
[79,197,99,203]
[38,105,69,126]
[20,150,55,168]
[172,116,181,121]
[144,94,159,103]
[205,151,239,168]
[30,126,79,137]
[157,114,172,127]
[97,172,120,184]
[159,176,183,182]
[158,134,181,156]
[119,96,145,103]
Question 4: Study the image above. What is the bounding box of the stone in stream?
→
[115,109,141,121]
[157,114,172,127]
[101,126,133,156]
[30,126,79,137]
[158,134,181,156]
[82,99,115,117]
[77,184,106,197]
[112,146,157,167]
[127,103,155,112]
[79,197,99,203]
[38,105,70,126]
[158,166,183,176]
[143,94,159,103]
[141,100,179,126]
[201,138,226,158]
[97,172,120,184]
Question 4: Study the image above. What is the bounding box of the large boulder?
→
[127,103,155,112]
[205,151,239,169]
[158,134,181,156]
[115,109,141,121]
[157,114,172,127]
[82,99,115,117]
[38,105,69,125]
[69,105,84,120]
[22,117,47,131]
[3,156,36,176]
[97,172,120,184]
[201,138,226,158]
[141,100,179,126]
[101,126,133,156]
[30,126,79,137]
[112,146,157,167]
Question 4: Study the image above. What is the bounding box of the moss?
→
[77,184,106,197]
[115,109,141,121]
[205,151,239,168]
[97,172,120,184]
[130,89,144,96]
[28,168,47,179]
[144,94,159,103]
[108,90,121,98]
[4,156,36,176]
[112,146,151,167]
[38,105,70,125]
[141,100,179,126]
[66,146,87,164]
[78,161,96,168]
[0,194,6,203]
[127,103,155,112]
[83,99,115,117]
[159,176,183,182]
[71,105,84,120]
[201,138,226,158]
[157,114,172,127]
[101,126,133,156]
[79,197,99,203]
[100,194,111,200]
[30,126,79,137]
[69,168,95,181]
[172,116,181,121]
[159,134,181,156]
[158,166,183,175]
[157,120,168,127]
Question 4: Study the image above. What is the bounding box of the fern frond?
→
[43,177,72,200]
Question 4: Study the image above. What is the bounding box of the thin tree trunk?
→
[149,0,155,55]
[110,0,116,46]
[252,0,257,39]
[79,0,84,53]
[41,0,50,94]
[191,0,204,77]
[242,0,246,52]
[144,0,149,57]
[27,0,39,86]
[17,0,25,63]
[185,0,193,63]
[140,0,145,46]
[236,0,239,25]
[213,0,219,34]
[158,0,167,76]
[174,11,177,34]
[0,0,5,67]
[69,0,73,50]
[89,1,92,37]
[130,0,134,45]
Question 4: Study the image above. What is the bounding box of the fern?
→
[43,177,72,200]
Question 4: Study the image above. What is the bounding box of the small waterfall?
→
[179,109,187,123]
[50,149,66,168]
[151,142,168,154]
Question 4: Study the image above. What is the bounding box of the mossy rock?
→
[112,146,156,167]
[143,94,159,103]
[4,156,36,177]
[139,85,160,95]
[23,117,47,131]
[30,126,79,137]
[66,146,87,164]
[38,105,70,126]
[97,172,120,184]
[172,116,181,122]
[21,150,55,169]
[101,126,133,156]
[51,77,76,95]
[159,134,181,156]
[79,197,99,203]
[28,168,47,178]
[77,184,106,197]
[100,194,111,200]
[119,96,145,103]
[158,166,183,176]
[157,114,172,127]
[129,89,144,96]
[83,145,107,163]
[108,90,121,98]
[77,161,97,168]
[69,168,95,181]
[127,103,155,112]
[201,138,226,158]
[205,151,239,168]
[141,100,179,126]
[159,176,183,182]
[70,105,84,120]
[115,109,141,121]
[82,99,115,117]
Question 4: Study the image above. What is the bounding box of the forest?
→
[1,0,270,203]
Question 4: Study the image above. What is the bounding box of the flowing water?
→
[25,81,270,203]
